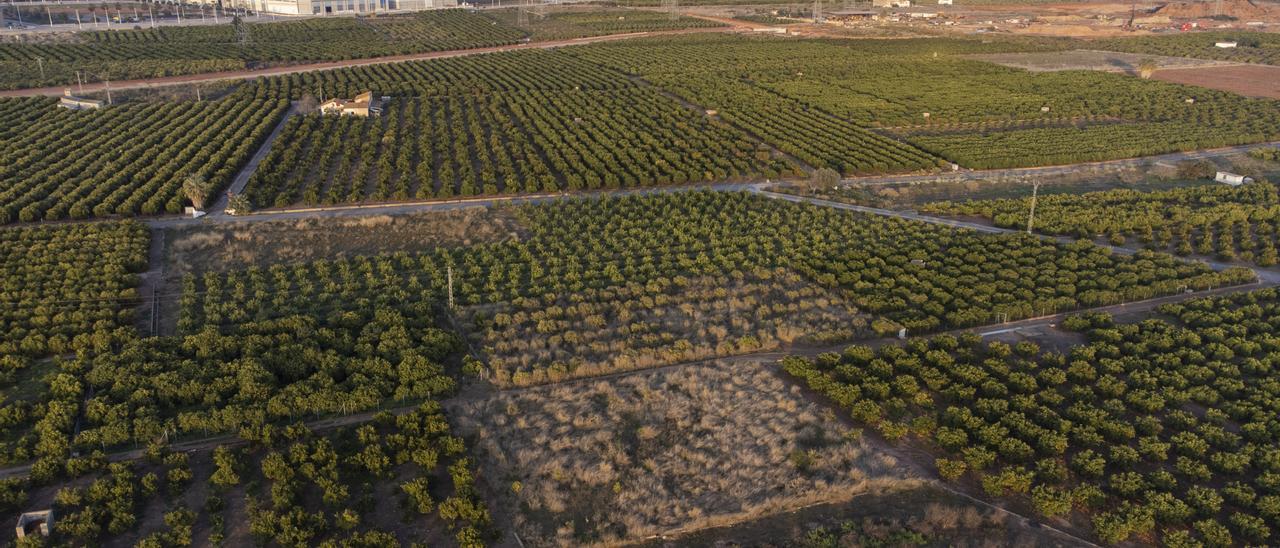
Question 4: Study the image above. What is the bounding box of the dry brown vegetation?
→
[665,485,1084,548]
[452,361,922,546]
[165,206,518,274]
[466,269,867,387]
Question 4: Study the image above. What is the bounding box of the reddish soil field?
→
[1152,63,1280,99]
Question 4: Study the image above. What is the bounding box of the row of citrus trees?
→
[488,7,724,41]
[785,286,1280,546]
[569,34,1280,170]
[41,403,492,547]
[1099,31,1280,66]
[4,255,496,545]
[245,59,793,208]
[0,81,288,223]
[183,192,1251,386]
[0,221,147,483]
[0,221,147,359]
[0,10,526,90]
[924,181,1280,266]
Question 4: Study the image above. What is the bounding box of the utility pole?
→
[34,56,43,80]
[1026,180,1041,234]
[14,3,22,26]
[148,4,155,28]
[46,6,53,27]
[447,265,455,309]
[76,9,82,29]
[76,70,84,94]
[104,77,112,105]
[812,0,821,23]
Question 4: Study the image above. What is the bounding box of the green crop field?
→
[185,192,1250,386]
[925,180,1280,267]
[0,9,525,90]
[1099,31,1280,66]
[785,286,1280,546]
[0,81,288,223]
[572,34,1280,170]
[486,7,724,41]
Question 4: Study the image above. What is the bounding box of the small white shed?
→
[1215,171,1253,186]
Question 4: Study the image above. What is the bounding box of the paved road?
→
[838,140,1280,187]
[0,26,737,98]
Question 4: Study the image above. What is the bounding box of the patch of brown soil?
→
[1155,0,1275,19]
[1152,63,1280,99]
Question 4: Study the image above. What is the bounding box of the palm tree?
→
[182,173,211,210]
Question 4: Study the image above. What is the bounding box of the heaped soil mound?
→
[1155,0,1275,20]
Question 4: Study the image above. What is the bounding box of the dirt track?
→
[1152,63,1280,99]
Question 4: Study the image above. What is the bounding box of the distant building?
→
[1215,41,1238,48]
[15,510,53,539]
[57,90,103,111]
[1216,171,1253,186]
[938,0,953,5]
[197,0,457,15]
[827,9,877,22]
[320,91,386,117]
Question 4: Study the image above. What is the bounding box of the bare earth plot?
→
[1151,63,1280,99]
[451,360,924,546]
[968,49,1229,72]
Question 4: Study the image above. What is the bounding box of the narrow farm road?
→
[208,101,299,216]
[0,26,736,98]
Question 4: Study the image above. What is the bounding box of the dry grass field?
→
[164,206,519,274]
[452,360,923,546]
